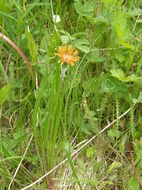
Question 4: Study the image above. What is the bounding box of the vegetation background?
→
[0,0,142,189]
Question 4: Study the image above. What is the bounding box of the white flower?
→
[53,15,61,23]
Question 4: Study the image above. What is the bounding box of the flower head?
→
[55,45,80,66]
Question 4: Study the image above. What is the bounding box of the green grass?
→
[0,0,142,189]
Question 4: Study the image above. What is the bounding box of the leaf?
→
[0,84,11,105]
[74,38,90,53]
[110,69,125,82]
[114,9,127,40]
[86,51,105,63]
[132,91,142,104]
[101,74,128,97]
[128,176,139,190]
[102,0,117,5]
[86,147,95,158]
[108,129,120,141]
[110,69,140,83]
[40,31,50,52]
[140,138,142,148]
[81,124,92,135]
[76,45,90,53]
[114,9,134,49]
[94,14,108,23]
[115,50,126,62]
[119,134,127,154]
[74,0,96,17]
[99,180,113,189]
[48,31,61,56]
[93,161,102,173]
[77,159,85,172]
[1,141,15,157]
[74,38,89,46]
[0,0,10,24]
[65,142,83,190]
[61,35,70,44]
[25,28,39,61]
[108,161,122,174]
[125,74,141,83]
[127,8,142,17]
[119,40,134,50]
[89,178,98,186]
[134,142,142,160]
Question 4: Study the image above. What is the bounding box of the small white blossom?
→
[53,15,61,23]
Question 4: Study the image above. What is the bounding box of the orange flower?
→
[55,45,80,66]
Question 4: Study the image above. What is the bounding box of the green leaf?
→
[89,178,98,186]
[110,69,125,82]
[86,147,95,158]
[1,141,15,157]
[94,14,108,23]
[115,50,126,62]
[74,38,89,46]
[128,176,139,190]
[77,159,85,172]
[119,40,134,50]
[127,8,142,17]
[102,0,117,5]
[119,134,127,154]
[25,28,39,61]
[133,92,142,104]
[108,129,120,141]
[0,84,11,105]
[87,51,105,63]
[110,69,140,83]
[61,35,70,44]
[65,142,83,190]
[93,161,102,173]
[40,31,50,52]
[74,0,96,17]
[108,161,122,174]
[101,74,128,97]
[74,38,90,53]
[125,74,141,83]
[140,138,142,148]
[114,9,134,49]
[75,45,90,53]
[114,9,127,40]
[0,0,10,24]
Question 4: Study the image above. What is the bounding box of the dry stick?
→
[0,32,31,73]
[21,107,131,190]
